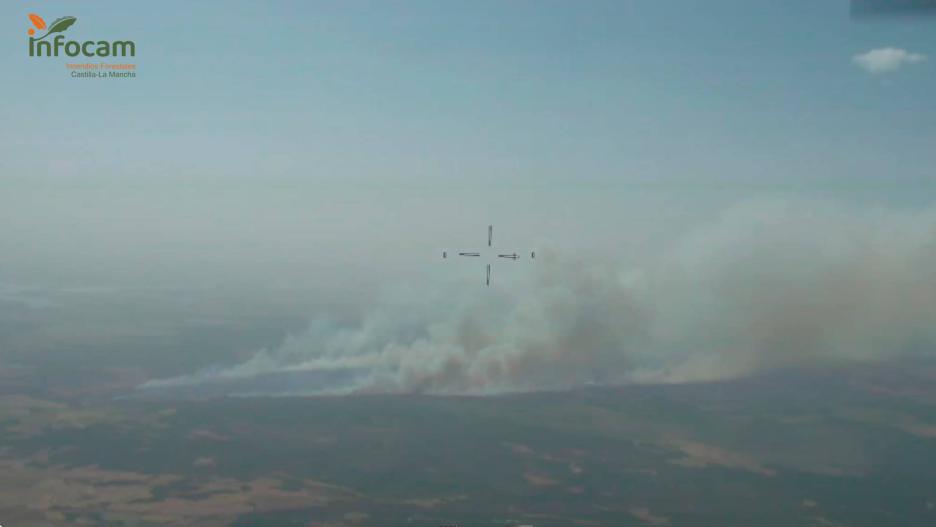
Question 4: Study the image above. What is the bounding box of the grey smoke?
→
[140,198,936,395]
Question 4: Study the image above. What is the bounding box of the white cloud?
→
[853,47,927,74]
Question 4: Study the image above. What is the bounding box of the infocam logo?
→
[27,13,135,57]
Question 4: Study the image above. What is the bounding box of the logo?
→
[27,13,135,58]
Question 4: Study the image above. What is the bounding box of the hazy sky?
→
[2,2,935,392]
[3,1,935,287]
[3,0,933,181]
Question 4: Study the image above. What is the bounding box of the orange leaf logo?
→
[28,13,46,29]
[28,13,45,36]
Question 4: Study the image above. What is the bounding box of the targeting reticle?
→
[441,225,534,286]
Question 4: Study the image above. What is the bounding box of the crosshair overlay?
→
[442,225,534,286]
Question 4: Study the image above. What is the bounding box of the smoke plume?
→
[140,198,936,395]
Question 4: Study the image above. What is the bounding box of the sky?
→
[3,0,934,185]
[1,1,935,393]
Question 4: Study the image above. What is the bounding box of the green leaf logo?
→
[34,16,77,41]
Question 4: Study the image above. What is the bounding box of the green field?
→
[2,364,935,526]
